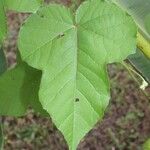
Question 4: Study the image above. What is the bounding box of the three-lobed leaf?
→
[18,0,137,149]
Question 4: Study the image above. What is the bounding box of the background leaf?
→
[143,138,150,150]
[0,1,7,75]
[0,60,47,116]
[18,0,136,149]
[0,48,7,75]
[0,0,7,45]
[4,0,43,13]
[128,49,150,83]
[113,0,150,40]
[0,124,3,150]
[113,0,150,83]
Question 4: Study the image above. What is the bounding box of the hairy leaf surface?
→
[5,0,43,13]
[18,0,137,149]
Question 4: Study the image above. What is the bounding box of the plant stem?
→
[137,32,150,58]
[122,61,150,100]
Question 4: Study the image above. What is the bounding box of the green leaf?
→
[113,0,150,39]
[145,14,150,36]
[0,0,7,45]
[4,0,43,13]
[0,124,3,150]
[114,0,150,81]
[128,49,150,83]
[0,60,47,116]
[18,0,137,149]
[0,0,7,75]
[112,0,150,59]
[0,48,7,75]
[143,138,150,150]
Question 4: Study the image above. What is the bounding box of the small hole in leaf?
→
[75,98,79,102]
[37,12,45,18]
[57,33,65,39]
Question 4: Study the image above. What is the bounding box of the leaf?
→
[112,0,150,57]
[145,14,150,35]
[128,49,150,83]
[113,0,150,39]
[0,0,7,75]
[0,60,47,116]
[0,0,7,45]
[143,138,150,150]
[0,124,3,150]
[112,0,150,85]
[0,48,7,75]
[18,0,137,149]
[4,0,43,13]
[112,0,150,58]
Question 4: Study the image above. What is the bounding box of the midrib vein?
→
[72,26,78,149]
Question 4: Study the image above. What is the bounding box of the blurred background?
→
[1,0,150,149]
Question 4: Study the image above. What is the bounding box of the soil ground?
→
[1,0,150,150]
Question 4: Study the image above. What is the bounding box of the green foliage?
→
[113,0,150,39]
[0,48,6,75]
[0,124,3,150]
[145,14,150,35]
[0,1,7,75]
[128,49,150,83]
[4,0,43,13]
[143,139,150,150]
[0,59,47,116]
[0,0,7,45]
[114,0,150,82]
[18,0,137,149]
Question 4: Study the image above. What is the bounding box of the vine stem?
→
[137,32,150,58]
[122,61,150,100]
